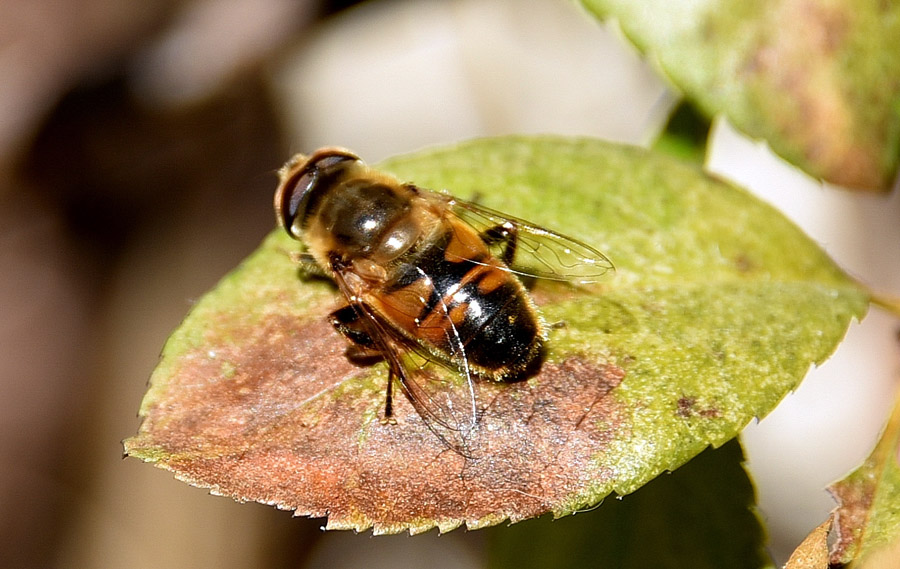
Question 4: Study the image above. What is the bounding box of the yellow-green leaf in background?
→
[580,0,900,191]
[125,136,868,533]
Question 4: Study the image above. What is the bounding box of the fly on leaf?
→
[275,147,613,451]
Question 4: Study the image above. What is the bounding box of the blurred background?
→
[1,0,897,567]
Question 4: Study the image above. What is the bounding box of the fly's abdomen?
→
[415,257,542,379]
[451,268,543,379]
[379,226,544,379]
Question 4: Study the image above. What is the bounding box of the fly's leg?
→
[290,251,330,278]
[479,221,519,266]
[384,365,397,424]
[294,251,317,265]
[329,304,395,423]
[330,305,377,349]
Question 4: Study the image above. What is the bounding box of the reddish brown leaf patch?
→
[127,313,626,533]
[829,471,875,562]
[827,391,900,564]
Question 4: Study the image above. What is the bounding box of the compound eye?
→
[274,149,361,239]
[313,154,355,172]
[277,169,317,238]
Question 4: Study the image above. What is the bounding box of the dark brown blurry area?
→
[25,74,282,264]
[8,67,302,569]
[0,0,373,567]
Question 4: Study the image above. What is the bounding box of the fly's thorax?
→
[312,180,440,270]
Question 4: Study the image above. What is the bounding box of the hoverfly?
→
[275,147,613,449]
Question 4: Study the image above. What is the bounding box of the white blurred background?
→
[1,0,897,567]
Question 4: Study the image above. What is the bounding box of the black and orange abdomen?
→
[373,220,543,380]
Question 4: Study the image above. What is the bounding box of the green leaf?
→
[580,0,900,191]
[124,136,868,533]
[829,392,900,565]
[487,439,773,569]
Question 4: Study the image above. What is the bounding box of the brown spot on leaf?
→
[676,396,697,418]
[126,314,627,533]
[699,407,721,419]
[733,253,756,274]
[675,396,720,419]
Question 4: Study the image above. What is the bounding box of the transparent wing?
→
[443,194,614,283]
[329,265,477,453]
